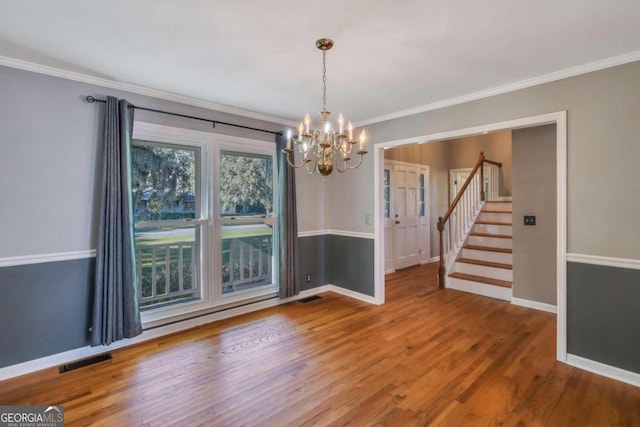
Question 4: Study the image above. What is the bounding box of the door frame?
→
[373,111,568,362]
[383,159,430,273]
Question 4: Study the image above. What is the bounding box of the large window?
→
[131,123,278,323]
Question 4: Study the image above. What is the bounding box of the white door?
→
[392,163,421,269]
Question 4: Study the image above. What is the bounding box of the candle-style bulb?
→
[359,129,367,150]
[286,129,292,150]
[304,113,311,134]
[338,113,344,133]
[298,121,304,137]
[348,121,354,141]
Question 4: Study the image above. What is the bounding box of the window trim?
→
[131,122,278,327]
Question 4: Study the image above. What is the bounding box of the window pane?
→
[220,151,273,217]
[220,151,274,295]
[134,224,201,310]
[132,143,198,221]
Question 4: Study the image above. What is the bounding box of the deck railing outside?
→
[136,232,273,309]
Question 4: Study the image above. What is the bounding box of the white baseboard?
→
[423,256,440,264]
[566,354,640,388]
[0,285,375,381]
[326,284,380,305]
[511,297,557,313]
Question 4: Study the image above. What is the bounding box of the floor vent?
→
[59,353,112,373]
[299,295,322,303]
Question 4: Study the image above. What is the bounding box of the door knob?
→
[395,220,400,224]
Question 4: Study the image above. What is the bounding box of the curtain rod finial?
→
[86,95,96,103]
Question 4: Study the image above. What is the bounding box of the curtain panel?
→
[91,96,142,346]
[276,134,300,298]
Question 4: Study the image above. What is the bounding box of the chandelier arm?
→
[345,154,365,170]
[284,151,308,168]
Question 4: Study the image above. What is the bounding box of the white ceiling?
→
[1,0,640,125]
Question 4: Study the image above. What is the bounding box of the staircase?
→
[448,199,512,301]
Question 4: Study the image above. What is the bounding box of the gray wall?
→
[341,60,640,259]
[512,125,557,305]
[568,262,640,373]
[0,259,94,368]
[298,234,375,297]
[0,65,283,258]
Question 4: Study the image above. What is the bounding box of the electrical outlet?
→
[524,215,536,226]
[306,274,312,283]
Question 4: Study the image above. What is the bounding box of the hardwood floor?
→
[1,263,638,426]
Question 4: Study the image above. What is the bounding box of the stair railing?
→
[437,152,502,288]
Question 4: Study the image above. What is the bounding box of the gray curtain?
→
[92,96,142,346]
[276,134,300,298]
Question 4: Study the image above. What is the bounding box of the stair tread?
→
[469,232,513,239]
[464,244,513,253]
[448,272,512,288]
[475,221,512,226]
[456,258,512,270]
[481,210,513,214]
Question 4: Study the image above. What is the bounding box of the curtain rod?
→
[85,96,283,136]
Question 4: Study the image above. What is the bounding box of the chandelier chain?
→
[322,50,327,112]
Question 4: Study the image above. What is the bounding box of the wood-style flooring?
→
[1,263,638,426]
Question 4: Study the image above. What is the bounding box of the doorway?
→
[383,160,430,273]
[373,111,567,361]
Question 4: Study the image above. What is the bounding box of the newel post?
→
[479,151,486,202]
[437,216,445,289]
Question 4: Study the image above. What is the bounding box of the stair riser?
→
[462,248,513,264]
[473,224,512,235]
[477,212,512,223]
[447,277,512,301]
[454,262,513,281]
[468,235,512,249]
[484,202,512,212]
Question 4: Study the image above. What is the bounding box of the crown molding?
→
[4,48,640,130]
[356,49,640,127]
[0,55,297,128]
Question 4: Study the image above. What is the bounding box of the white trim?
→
[424,256,440,264]
[0,250,96,268]
[0,55,297,128]
[373,110,568,363]
[326,284,380,305]
[297,229,375,239]
[511,297,557,313]
[566,354,640,388]
[356,50,640,126]
[567,253,640,270]
[297,230,328,238]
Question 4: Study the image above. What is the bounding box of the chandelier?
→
[283,38,367,176]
